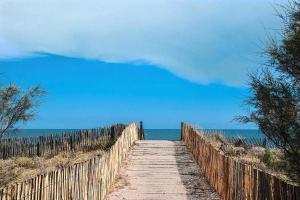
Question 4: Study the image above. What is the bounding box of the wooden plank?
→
[107,140,221,200]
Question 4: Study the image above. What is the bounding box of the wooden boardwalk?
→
[107,140,221,200]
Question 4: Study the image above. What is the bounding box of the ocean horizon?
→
[3,129,264,141]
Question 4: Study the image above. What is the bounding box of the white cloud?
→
[0,0,283,86]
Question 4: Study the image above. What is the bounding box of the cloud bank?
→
[0,0,282,86]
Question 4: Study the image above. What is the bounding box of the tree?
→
[238,1,300,179]
[0,84,46,137]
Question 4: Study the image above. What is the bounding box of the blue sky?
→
[1,55,250,129]
[0,0,284,128]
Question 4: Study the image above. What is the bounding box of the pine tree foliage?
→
[238,1,300,179]
[0,84,46,136]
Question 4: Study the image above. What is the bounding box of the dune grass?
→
[0,148,105,188]
[198,129,298,185]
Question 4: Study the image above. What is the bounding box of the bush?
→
[15,157,36,168]
[261,149,274,166]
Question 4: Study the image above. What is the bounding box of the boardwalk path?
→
[107,140,221,200]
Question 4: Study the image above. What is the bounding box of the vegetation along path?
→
[107,140,221,200]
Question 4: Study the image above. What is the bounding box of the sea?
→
[2,129,264,141]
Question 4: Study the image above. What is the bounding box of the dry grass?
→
[197,129,299,185]
[0,149,105,188]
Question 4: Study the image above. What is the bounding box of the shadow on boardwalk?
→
[107,140,220,200]
[174,141,220,200]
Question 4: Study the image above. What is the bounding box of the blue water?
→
[3,129,263,141]
[145,129,181,141]
[144,129,264,141]
[3,129,79,139]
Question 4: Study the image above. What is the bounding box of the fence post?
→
[110,126,116,142]
[111,124,126,142]
[180,122,184,141]
[139,121,144,140]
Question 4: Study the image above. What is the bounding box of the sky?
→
[0,0,284,129]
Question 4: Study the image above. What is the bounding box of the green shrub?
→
[261,149,274,166]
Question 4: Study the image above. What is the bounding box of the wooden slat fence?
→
[226,137,275,148]
[182,123,300,200]
[0,124,125,159]
[0,123,138,200]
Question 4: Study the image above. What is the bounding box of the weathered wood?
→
[0,124,126,160]
[226,137,275,148]
[138,121,145,140]
[182,123,300,200]
[0,123,138,200]
[107,140,221,200]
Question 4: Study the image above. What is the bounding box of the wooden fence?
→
[181,123,300,200]
[0,124,126,159]
[226,137,275,148]
[0,123,138,200]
